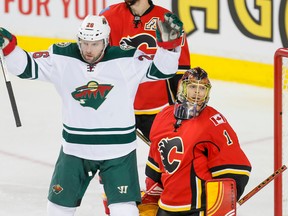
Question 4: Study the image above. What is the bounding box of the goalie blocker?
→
[206,178,237,216]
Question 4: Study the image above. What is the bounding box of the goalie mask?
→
[77,15,110,63]
[174,67,211,119]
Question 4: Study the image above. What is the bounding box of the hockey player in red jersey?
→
[100,0,191,140]
[144,67,252,216]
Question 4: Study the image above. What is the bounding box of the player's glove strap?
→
[157,37,182,50]
[3,35,17,56]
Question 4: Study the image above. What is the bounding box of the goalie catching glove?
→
[156,13,183,50]
[0,27,17,56]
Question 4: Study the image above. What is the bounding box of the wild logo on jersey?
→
[52,184,63,194]
[72,81,113,110]
[158,137,184,174]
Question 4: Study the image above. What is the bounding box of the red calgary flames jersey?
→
[146,105,251,212]
[100,3,191,114]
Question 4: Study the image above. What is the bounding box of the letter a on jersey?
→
[72,81,113,110]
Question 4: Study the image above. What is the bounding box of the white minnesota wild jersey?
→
[6,43,180,160]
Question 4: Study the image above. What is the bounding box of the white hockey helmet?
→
[77,15,110,63]
[174,67,211,119]
[77,15,110,43]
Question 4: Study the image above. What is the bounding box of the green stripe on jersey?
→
[62,130,136,145]
[147,63,174,80]
[18,51,38,79]
[63,124,135,132]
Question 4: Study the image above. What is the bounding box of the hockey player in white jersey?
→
[0,13,183,216]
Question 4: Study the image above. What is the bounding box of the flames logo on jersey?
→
[72,81,113,110]
[119,17,158,51]
[158,137,184,174]
[119,33,157,51]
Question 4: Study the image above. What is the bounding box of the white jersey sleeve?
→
[6,45,54,82]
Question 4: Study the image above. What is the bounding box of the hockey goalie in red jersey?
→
[100,0,191,140]
[144,67,252,216]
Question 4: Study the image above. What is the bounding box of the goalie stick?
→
[237,163,287,206]
[0,49,21,127]
[136,128,151,146]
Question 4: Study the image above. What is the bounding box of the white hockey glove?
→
[0,27,17,56]
[156,13,183,50]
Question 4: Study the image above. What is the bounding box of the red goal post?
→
[274,48,288,216]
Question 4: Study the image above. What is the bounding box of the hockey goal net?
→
[274,48,288,216]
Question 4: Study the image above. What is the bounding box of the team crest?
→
[119,33,156,51]
[158,137,183,174]
[72,81,113,110]
[52,184,63,194]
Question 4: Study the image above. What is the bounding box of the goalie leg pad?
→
[205,178,237,216]
[138,203,158,216]
[102,193,110,215]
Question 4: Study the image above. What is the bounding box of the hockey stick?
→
[136,128,151,146]
[0,49,22,127]
[237,163,287,206]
